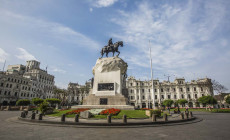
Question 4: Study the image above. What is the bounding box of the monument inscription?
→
[100,98,108,105]
[98,83,114,91]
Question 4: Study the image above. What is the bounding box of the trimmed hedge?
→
[45,98,61,105]
[32,98,44,106]
[150,109,161,117]
[16,99,30,106]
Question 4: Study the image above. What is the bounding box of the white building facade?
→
[126,76,213,108]
[0,60,55,105]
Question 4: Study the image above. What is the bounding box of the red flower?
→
[100,108,121,115]
[66,108,89,115]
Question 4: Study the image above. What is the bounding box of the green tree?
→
[45,98,61,106]
[39,101,49,114]
[32,98,44,106]
[176,99,188,107]
[163,99,174,107]
[198,95,217,105]
[16,99,30,106]
[225,95,230,104]
[198,95,217,110]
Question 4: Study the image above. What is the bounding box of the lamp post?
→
[149,40,155,109]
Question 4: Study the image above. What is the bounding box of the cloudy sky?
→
[0,0,229,91]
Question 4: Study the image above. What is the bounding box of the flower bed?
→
[66,108,89,115]
[88,109,105,115]
[100,108,121,115]
[141,108,151,110]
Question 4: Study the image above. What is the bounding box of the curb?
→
[17,116,199,128]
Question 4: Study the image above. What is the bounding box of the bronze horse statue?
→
[101,41,123,58]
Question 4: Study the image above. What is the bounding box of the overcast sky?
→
[0,0,230,91]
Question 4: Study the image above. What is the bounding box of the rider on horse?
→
[108,38,113,47]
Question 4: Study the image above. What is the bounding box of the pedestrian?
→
[177,106,180,114]
[186,106,188,112]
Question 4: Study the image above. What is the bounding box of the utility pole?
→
[149,41,155,109]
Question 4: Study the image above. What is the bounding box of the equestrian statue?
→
[101,38,123,58]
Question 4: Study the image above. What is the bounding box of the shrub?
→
[225,96,230,104]
[150,109,161,117]
[176,99,188,106]
[66,109,89,115]
[39,101,49,114]
[100,108,121,115]
[32,98,44,106]
[45,98,61,106]
[16,99,30,106]
[163,99,174,107]
[198,95,217,105]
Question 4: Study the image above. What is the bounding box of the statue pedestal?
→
[72,57,134,110]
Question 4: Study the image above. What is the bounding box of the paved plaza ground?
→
[0,111,229,140]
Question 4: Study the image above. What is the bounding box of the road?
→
[0,111,229,140]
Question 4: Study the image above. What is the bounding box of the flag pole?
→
[149,41,155,109]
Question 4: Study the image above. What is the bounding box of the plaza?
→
[0,111,230,140]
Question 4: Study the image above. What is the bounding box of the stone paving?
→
[0,111,230,140]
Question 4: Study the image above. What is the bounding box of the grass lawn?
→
[48,109,149,119]
[93,110,148,119]
[48,109,75,117]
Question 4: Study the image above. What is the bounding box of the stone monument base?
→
[71,94,134,110]
[71,105,134,110]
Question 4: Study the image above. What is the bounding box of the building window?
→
[137,96,139,100]
[6,83,8,88]
[173,88,176,92]
[168,95,171,99]
[188,94,191,99]
[181,94,184,99]
[195,94,197,98]
[148,89,150,92]
[142,83,144,86]
[161,95,164,99]
[187,88,190,91]
[202,94,204,97]
[194,87,196,91]
[155,95,157,99]
[180,88,183,92]
[130,83,133,86]
[136,83,139,86]
[8,91,11,95]
[4,91,7,95]
[161,88,163,92]
[142,89,144,93]
[131,96,134,100]
[167,88,169,92]
[154,89,157,92]
[15,92,17,96]
[142,96,145,100]
[201,87,203,92]
[130,89,133,93]
[0,90,1,94]
[174,95,177,99]
[0,83,3,87]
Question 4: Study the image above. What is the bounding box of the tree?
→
[16,99,30,106]
[39,101,49,114]
[32,98,44,106]
[163,99,174,107]
[176,99,188,107]
[225,95,230,104]
[212,80,228,94]
[198,95,217,110]
[45,98,61,107]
